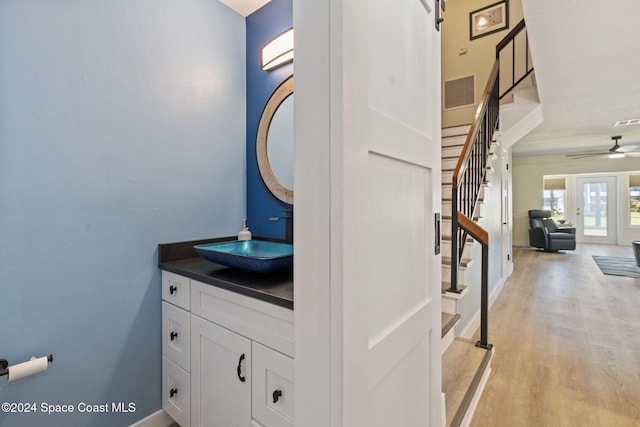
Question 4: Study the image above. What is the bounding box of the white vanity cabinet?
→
[162,271,191,427]
[161,270,294,427]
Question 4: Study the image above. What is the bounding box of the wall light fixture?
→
[261,28,294,71]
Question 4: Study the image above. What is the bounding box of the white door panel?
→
[366,154,433,348]
[367,335,433,427]
[368,109,437,166]
[341,0,442,425]
[367,0,434,137]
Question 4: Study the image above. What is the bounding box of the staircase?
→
[441,124,495,427]
[441,125,483,300]
[440,18,535,427]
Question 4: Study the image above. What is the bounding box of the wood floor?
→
[470,244,640,427]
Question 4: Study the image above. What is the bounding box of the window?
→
[543,178,566,223]
[630,175,640,227]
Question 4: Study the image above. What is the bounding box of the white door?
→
[576,176,617,244]
[341,1,442,426]
[191,315,251,427]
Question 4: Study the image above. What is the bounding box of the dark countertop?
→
[158,237,293,310]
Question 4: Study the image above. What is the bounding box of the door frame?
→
[501,147,512,278]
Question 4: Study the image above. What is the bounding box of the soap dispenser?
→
[238,219,252,241]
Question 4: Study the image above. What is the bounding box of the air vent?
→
[613,118,640,127]
[444,75,475,110]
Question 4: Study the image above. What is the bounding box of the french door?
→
[576,176,617,244]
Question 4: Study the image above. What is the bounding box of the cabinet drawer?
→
[162,356,190,427]
[162,271,190,310]
[191,280,294,357]
[252,342,294,426]
[162,301,190,371]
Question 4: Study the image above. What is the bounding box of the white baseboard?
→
[441,392,447,427]
[460,277,506,340]
[129,410,175,427]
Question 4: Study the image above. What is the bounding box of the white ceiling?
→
[218,0,269,16]
[515,0,640,156]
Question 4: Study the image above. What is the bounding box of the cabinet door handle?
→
[237,354,246,382]
[272,389,282,404]
[170,388,178,398]
[170,331,178,341]
[169,285,177,295]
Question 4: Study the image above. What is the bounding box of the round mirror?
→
[256,76,294,205]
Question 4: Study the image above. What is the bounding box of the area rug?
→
[592,256,640,278]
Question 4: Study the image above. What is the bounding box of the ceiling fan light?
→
[609,152,625,159]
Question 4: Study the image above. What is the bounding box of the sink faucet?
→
[268,210,293,244]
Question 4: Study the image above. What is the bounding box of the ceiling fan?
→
[566,136,640,159]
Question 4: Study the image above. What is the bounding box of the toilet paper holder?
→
[0,355,53,378]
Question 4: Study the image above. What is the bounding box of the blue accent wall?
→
[0,1,245,426]
[246,0,294,239]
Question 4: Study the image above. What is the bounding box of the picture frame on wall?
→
[469,1,509,40]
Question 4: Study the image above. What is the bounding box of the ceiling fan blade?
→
[565,152,608,159]
[565,137,640,159]
[619,145,639,152]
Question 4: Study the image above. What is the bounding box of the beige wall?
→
[441,1,524,336]
[442,0,524,128]
[512,153,640,246]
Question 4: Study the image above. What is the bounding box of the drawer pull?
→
[169,285,177,295]
[272,389,282,404]
[170,331,178,341]
[169,388,178,398]
[237,354,246,382]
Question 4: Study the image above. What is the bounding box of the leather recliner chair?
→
[528,209,576,252]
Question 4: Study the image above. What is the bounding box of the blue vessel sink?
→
[194,240,293,274]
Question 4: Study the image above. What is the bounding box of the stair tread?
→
[442,182,488,187]
[443,338,493,427]
[442,256,472,267]
[442,197,485,203]
[441,313,460,339]
[441,215,482,221]
[441,235,475,243]
[442,125,472,138]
